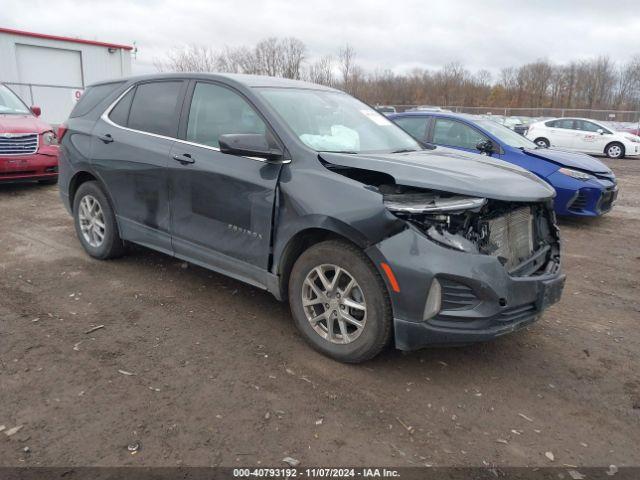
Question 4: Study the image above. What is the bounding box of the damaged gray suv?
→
[58,74,565,362]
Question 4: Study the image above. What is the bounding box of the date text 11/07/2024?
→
[232,468,400,478]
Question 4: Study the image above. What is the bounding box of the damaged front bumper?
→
[365,224,565,350]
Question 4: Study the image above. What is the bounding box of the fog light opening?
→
[423,278,442,321]
[499,298,507,307]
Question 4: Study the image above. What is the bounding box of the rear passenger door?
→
[168,80,283,287]
[545,119,576,150]
[92,80,187,254]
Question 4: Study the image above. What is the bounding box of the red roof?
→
[0,27,133,51]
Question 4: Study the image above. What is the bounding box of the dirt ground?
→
[1,159,639,468]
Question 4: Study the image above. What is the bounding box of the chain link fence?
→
[4,82,84,125]
[391,105,640,126]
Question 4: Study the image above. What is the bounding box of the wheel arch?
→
[68,171,115,214]
[273,221,374,301]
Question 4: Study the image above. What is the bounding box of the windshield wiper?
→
[318,150,359,154]
[390,148,420,153]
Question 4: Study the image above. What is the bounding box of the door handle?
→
[172,153,195,165]
[98,133,114,144]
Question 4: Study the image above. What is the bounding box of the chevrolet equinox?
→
[58,74,565,363]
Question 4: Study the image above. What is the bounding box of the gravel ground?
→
[1,159,639,467]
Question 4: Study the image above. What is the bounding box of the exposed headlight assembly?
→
[558,167,591,181]
[384,195,486,214]
[624,135,640,143]
[383,190,487,253]
[42,131,58,146]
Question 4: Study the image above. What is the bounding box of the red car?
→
[0,83,59,184]
[623,126,640,137]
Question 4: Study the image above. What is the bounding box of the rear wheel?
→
[534,137,550,148]
[605,142,624,159]
[288,240,392,363]
[73,181,126,259]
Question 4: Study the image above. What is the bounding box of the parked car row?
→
[389,111,618,217]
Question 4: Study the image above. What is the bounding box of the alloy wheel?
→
[608,145,622,158]
[78,195,106,248]
[301,264,367,344]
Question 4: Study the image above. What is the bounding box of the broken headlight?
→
[381,186,487,253]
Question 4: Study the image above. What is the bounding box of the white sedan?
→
[526,117,640,159]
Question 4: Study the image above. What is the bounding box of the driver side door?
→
[168,80,284,288]
[430,118,496,155]
[573,119,610,153]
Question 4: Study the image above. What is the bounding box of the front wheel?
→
[605,142,625,159]
[73,181,126,260]
[288,240,392,363]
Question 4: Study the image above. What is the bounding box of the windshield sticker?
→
[360,109,393,126]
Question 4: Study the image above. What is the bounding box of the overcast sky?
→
[3,0,640,77]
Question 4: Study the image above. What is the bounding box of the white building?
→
[0,27,133,124]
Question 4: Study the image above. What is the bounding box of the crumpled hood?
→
[522,147,610,174]
[0,114,53,134]
[320,148,556,202]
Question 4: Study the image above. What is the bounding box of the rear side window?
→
[394,116,430,140]
[109,88,135,126]
[546,119,574,129]
[127,81,183,137]
[70,82,124,118]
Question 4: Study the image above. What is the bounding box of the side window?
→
[186,82,267,148]
[394,117,429,140]
[70,82,124,118]
[127,81,183,137]
[432,119,488,149]
[577,120,608,133]
[553,119,575,129]
[108,88,134,126]
[545,120,557,128]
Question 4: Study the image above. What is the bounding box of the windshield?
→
[257,88,421,154]
[0,85,30,115]
[476,118,537,148]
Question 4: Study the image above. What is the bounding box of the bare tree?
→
[281,37,306,79]
[338,44,356,92]
[155,44,217,72]
[306,55,335,86]
[156,38,640,113]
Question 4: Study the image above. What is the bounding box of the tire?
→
[534,137,550,148]
[288,240,392,363]
[38,178,58,185]
[605,142,625,159]
[73,181,126,260]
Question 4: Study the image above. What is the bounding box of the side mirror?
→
[30,106,41,117]
[597,128,604,135]
[476,140,494,155]
[219,134,284,161]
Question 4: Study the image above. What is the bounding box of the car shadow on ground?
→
[123,243,535,371]
[0,181,54,195]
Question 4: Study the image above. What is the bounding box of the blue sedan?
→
[389,112,618,217]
